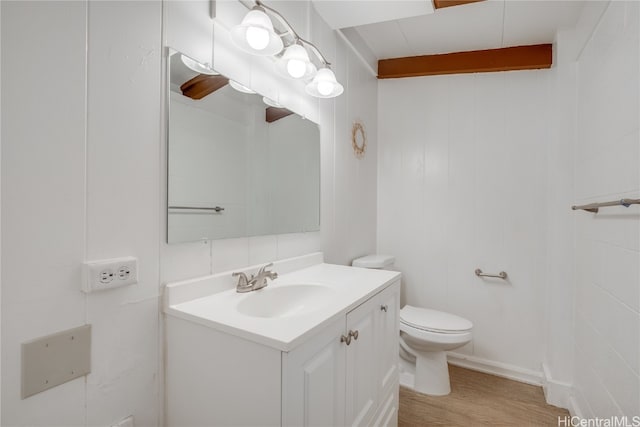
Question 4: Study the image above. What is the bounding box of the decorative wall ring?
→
[351,121,366,159]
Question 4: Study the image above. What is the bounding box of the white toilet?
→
[352,254,473,396]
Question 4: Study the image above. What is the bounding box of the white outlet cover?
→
[83,257,138,293]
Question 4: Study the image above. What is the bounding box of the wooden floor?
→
[399,365,569,426]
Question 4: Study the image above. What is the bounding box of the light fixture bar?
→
[299,39,331,67]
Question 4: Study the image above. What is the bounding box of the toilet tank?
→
[352,254,395,269]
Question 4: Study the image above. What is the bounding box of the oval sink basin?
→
[237,284,335,318]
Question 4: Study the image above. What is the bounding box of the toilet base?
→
[399,351,452,396]
[414,351,451,396]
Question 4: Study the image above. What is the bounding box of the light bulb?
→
[280,44,312,79]
[305,67,343,98]
[287,59,307,78]
[246,26,269,50]
[231,8,283,56]
[317,81,334,96]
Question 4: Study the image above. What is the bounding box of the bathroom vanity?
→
[164,253,401,427]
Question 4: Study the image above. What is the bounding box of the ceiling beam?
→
[180,74,229,100]
[266,107,294,123]
[377,44,553,79]
[433,0,485,9]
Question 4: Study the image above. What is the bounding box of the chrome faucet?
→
[232,262,278,293]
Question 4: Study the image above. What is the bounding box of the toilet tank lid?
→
[352,255,395,269]
[400,306,473,333]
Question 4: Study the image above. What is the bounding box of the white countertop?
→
[164,259,401,352]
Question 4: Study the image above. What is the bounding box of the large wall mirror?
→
[167,50,320,243]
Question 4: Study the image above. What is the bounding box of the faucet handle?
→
[232,271,250,287]
[258,262,274,274]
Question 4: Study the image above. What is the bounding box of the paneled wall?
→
[378,1,639,417]
[541,27,577,407]
[1,1,162,425]
[377,70,550,374]
[2,3,89,424]
[1,0,378,425]
[570,1,639,417]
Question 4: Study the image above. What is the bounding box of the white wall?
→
[569,0,639,417]
[377,0,639,416]
[1,0,377,425]
[162,0,379,283]
[1,1,161,425]
[378,70,550,374]
[0,1,3,420]
[541,27,577,407]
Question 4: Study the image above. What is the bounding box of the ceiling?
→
[347,0,586,60]
[311,0,434,29]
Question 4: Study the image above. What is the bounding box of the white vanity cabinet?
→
[282,280,400,427]
[165,257,401,427]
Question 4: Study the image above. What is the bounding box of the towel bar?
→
[475,269,508,279]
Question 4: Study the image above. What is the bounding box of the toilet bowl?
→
[399,305,472,395]
[352,254,473,397]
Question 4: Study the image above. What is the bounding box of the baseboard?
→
[447,352,543,386]
[567,385,592,419]
[567,395,584,418]
[541,363,573,411]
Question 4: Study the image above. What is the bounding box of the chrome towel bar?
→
[168,206,225,212]
[572,198,640,213]
[475,269,508,280]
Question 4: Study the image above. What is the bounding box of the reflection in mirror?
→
[167,51,320,243]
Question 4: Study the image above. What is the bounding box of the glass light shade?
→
[277,44,317,80]
[262,97,283,108]
[180,55,218,75]
[230,8,284,56]
[305,68,344,98]
[283,44,309,78]
[229,80,256,94]
[287,59,306,78]
[246,26,269,50]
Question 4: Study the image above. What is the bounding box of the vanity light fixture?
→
[262,96,283,108]
[230,6,283,56]
[180,55,218,75]
[305,67,344,98]
[232,0,344,98]
[229,80,256,94]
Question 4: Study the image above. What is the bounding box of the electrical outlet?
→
[83,257,138,293]
[117,266,130,280]
[100,270,114,283]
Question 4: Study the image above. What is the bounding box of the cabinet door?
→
[345,294,380,427]
[282,316,346,427]
[377,280,400,396]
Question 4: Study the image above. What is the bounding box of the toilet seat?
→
[400,305,472,334]
[400,322,472,347]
